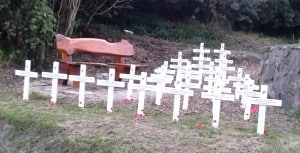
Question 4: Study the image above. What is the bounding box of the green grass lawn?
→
[0,90,300,153]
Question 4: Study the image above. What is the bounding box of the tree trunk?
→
[56,0,81,36]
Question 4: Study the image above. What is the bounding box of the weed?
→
[30,91,49,101]
[288,109,300,120]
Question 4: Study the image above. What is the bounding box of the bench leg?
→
[59,62,69,85]
[115,56,126,81]
[59,63,80,88]
[68,64,80,88]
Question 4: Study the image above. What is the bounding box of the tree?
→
[83,0,134,29]
[56,0,81,36]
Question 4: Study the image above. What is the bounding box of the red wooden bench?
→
[56,34,147,88]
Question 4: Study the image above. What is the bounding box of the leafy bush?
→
[0,0,56,68]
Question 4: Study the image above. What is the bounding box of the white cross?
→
[202,68,234,128]
[181,61,201,110]
[162,78,194,122]
[68,64,95,108]
[214,43,231,56]
[192,43,211,62]
[15,60,38,101]
[243,86,263,121]
[121,64,136,101]
[237,74,260,109]
[148,65,174,105]
[228,68,244,100]
[246,85,282,135]
[154,61,176,75]
[170,52,189,76]
[120,65,143,102]
[127,72,150,116]
[96,68,125,113]
[41,61,68,105]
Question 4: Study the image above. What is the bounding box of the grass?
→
[93,13,223,48]
[92,12,292,52]
[1,89,300,152]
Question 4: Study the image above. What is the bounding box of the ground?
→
[1,32,300,152]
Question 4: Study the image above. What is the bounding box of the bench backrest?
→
[56,34,135,62]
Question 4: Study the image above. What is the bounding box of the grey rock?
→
[260,44,300,111]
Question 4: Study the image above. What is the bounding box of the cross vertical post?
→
[96,68,125,112]
[68,64,95,108]
[126,64,136,101]
[137,72,147,116]
[41,61,68,105]
[15,60,38,101]
[246,85,282,135]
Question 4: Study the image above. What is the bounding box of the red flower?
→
[134,113,139,118]
[251,105,259,113]
[134,113,144,118]
[125,98,135,103]
[195,121,205,127]
[264,130,269,136]
[50,101,56,106]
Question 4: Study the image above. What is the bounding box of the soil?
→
[1,33,300,152]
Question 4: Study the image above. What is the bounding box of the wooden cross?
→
[128,72,155,116]
[215,54,234,65]
[181,61,201,110]
[96,68,125,112]
[192,43,211,63]
[15,60,38,101]
[237,74,260,109]
[202,69,234,128]
[154,61,176,75]
[162,78,194,122]
[68,64,95,108]
[41,61,68,105]
[119,64,143,102]
[170,52,189,76]
[213,43,231,58]
[121,64,136,101]
[228,68,244,100]
[148,63,174,105]
[246,85,282,135]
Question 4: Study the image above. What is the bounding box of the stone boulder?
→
[260,44,300,111]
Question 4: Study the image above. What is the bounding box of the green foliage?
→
[111,12,221,47]
[257,0,296,32]
[132,0,300,36]
[0,0,56,67]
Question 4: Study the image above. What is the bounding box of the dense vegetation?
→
[0,0,299,69]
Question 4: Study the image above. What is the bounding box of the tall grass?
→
[92,13,223,48]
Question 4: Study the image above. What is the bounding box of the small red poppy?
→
[264,130,269,136]
[195,121,205,127]
[50,101,56,106]
[251,105,259,113]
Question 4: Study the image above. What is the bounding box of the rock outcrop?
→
[260,44,300,111]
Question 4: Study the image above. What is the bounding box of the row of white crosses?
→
[120,59,194,122]
[15,42,283,135]
[197,43,282,135]
[15,60,125,112]
[201,43,236,128]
